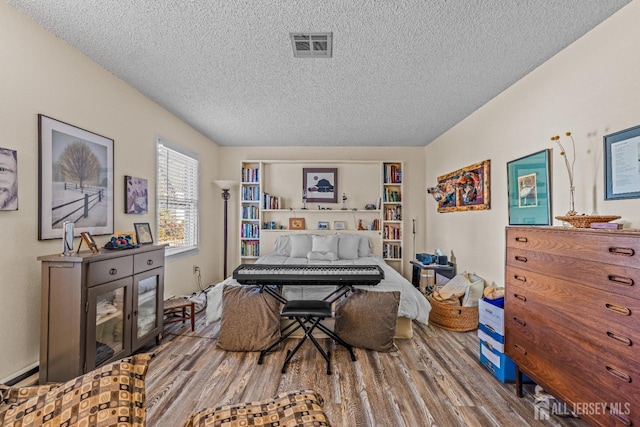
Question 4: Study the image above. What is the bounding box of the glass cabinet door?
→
[132,267,163,350]
[86,277,132,370]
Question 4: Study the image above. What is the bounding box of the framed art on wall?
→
[303,168,338,203]
[38,115,114,240]
[604,124,640,200]
[507,149,552,225]
[289,217,305,230]
[0,147,18,211]
[429,160,491,213]
[125,175,148,214]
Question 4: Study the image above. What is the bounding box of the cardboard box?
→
[479,299,504,336]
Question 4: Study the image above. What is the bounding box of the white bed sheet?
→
[206,254,431,324]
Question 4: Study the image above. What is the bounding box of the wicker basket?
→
[555,214,621,228]
[428,295,478,332]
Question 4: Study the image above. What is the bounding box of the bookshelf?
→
[237,160,404,273]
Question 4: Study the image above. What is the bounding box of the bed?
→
[206,233,431,338]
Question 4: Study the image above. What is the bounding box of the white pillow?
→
[273,235,291,256]
[462,274,485,307]
[358,236,372,257]
[290,234,313,258]
[312,235,339,254]
[307,251,338,261]
[337,234,360,260]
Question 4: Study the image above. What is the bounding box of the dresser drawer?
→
[506,247,640,300]
[506,327,637,427]
[506,227,640,269]
[505,309,640,405]
[133,248,164,274]
[87,256,133,286]
[505,266,640,362]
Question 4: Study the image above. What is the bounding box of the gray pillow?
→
[273,235,291,256]
[334,289,400,352]
[218,285,281,351]
[290,234,313,258]
[358,236,372,257]
[337,234,360,260]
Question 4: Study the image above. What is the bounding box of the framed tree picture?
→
[506,149,552,225]
[38,115,114,240]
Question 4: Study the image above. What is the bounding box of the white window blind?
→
[157,138,199,255]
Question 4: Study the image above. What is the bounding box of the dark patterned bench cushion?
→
[183,389,330,427]
[0,353,151,427]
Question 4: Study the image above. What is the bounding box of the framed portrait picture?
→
[125,175,148,214]
[38,115,114,240]
[303,168,338,203]
[0,147,18,211]
[289,217,305,230]
[317,221,330,230]
[604,124,640,200]
[333,220,346,230]
[134,222,154,244]
[507,149,552,225]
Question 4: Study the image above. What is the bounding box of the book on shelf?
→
[590,222,623,229]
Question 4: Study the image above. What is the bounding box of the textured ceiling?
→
[7,0,631,146]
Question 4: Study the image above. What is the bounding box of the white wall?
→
[424,1,640,288]
[0,3,221,380]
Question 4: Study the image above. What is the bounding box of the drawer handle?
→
[514,237,528,243]
[606,331,632,346]
[514,256,528,263]
[605,303,631,316]
[608,247,635,256]
[607,407,632,426]
[514,293,527,302]
[513,344,527,355]
[513,275,527,282]
[513,317,526,327]
[608,275,634,286]
[483,361,496,374]
[483,324,496,333]
[147,259,154,266]
[482,340,494,351]
[605,365,631,383]
[109,268,118,275]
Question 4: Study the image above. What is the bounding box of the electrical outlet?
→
[193,265,200,274]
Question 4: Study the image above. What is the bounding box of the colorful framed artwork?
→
[0,147,18,211]
[303,168,338,203]
[507,149,552,225]
[38,115,114,239]
[317,221,330,230]
[125,175,148,214]
[604,124,640,200]
[429,160,491,213]
[289,217,305,230]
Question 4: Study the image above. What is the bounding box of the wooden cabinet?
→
[504,227,638,426]
[38,244,166,383]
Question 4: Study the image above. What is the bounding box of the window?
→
[157,137,199,255]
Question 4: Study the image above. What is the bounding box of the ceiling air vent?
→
[290,32,333,58]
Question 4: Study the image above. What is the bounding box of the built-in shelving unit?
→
[382,162,403,268]
[238,160,404,273]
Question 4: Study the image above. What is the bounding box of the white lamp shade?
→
[213,180,237,190]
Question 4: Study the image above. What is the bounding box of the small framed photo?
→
[134,222,154,244]
[289,217,305,230]
[334,220,346,230]
[80,231,99,253]
[318,221,330,230]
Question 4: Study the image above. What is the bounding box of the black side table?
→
[410,260,456,294]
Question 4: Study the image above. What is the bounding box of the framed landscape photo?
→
[303,168,338,203]
[604,124,640,200]
[134,222,154,244]
[38,115,114,240]
[507,149,552,225]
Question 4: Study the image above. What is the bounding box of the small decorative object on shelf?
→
[342,192,347,210]
[552,132,621,227]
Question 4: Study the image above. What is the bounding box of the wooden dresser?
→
[505,226,638,427]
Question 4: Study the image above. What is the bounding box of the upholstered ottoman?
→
[183,389,330,427]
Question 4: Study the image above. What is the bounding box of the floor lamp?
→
[213,180,237,278]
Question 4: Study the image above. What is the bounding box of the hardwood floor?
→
[145,314,588,426]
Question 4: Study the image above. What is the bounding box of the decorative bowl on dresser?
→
[505,226,638,427]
